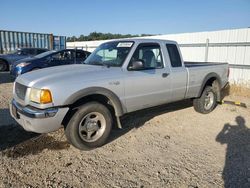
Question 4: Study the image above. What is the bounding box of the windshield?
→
[84,41,134,67]
[34,50,57,58]
[10,49,21,55]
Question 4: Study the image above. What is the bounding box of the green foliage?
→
[67,32,154,42]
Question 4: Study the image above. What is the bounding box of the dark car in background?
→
[10,49,91,78]
[0,48,48,71]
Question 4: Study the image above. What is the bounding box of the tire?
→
[65,102,113,150]
[193,86,217,114]
[0,60,8,72]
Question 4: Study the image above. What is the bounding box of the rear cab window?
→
[166,44,182,67]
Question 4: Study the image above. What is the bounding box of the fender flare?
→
[197,72,222,98]
[64,87,125,117]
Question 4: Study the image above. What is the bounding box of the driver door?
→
[124,43,172,112]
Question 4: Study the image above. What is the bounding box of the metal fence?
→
[178,41,250,70]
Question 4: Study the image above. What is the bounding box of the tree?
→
[66,32,153,42]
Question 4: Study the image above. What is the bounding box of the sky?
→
[0,0,250,37]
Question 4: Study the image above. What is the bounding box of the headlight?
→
[16,62,30,67]
[30,88,53,104]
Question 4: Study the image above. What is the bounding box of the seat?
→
[142,50,156,68]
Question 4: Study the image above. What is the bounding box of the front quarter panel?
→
[31,68,126,112]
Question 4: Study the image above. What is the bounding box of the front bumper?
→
[10,99,69,133]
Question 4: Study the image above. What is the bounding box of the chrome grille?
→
[15,82,27,100]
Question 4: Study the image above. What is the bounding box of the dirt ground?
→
[0,72,250,188]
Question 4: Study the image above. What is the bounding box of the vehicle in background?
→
[0,48,48,71]
[10,39,229,150]
[10,49,91,78]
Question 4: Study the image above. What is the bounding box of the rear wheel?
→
[0,60,8,71]
[193,86,217,114]
[65,102,113,150]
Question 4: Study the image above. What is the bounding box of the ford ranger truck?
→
[10,39,229,150]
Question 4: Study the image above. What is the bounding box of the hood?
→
[13,57,38,66]
[16,64,123,88]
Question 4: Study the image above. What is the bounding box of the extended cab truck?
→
[10,39,229,150]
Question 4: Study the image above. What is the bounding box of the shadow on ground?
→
[109,99,193,144]
[1,132,70,158]
[0,107,70,157]
[216,116,250,188]
[0,124,39,151]
[1,100,193,156]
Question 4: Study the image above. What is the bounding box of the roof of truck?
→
[109,38,178,44]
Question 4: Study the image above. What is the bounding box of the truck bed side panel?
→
[184,62,228,98]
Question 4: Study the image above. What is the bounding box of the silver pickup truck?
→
[10,39,229,150]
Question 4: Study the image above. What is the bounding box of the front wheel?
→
[65,102,113,150]
[193,86,217,114]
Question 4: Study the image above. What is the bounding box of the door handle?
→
[162,73,169,78]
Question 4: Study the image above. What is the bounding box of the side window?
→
[51,51,73,61]
[129,44,163,69]
[76,51,86,59]
[166,44,182,67]
[51,52,61,60]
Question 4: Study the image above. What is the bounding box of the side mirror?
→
[128,60,144,70]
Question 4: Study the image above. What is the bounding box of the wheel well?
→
[0,59,9,71]
[203,77,221,101]
[61,94,116,128]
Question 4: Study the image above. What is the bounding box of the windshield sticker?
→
[117,42,133,48]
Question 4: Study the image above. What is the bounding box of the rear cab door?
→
[165,43,188,101]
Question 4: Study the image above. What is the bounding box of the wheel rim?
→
[78,112,106,142]
[204,91,215,110]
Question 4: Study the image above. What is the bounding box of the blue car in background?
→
[10,49,91,78]
[0,48,48,71]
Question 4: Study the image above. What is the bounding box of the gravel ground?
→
[0,72,250,188]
